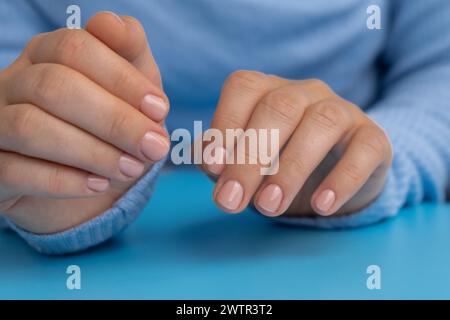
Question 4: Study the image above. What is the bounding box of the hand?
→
[201,71,393,217]
[0,12,170,233]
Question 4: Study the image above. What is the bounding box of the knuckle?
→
[54,29,89,64]
[111,67,134,93]
[305,78,331,92]
[261,92,300,126]
[106,109,129,141]
[282,152,306,176]
[47,166,66,194]
[308,100,350,132]
[9,105,36,147]
[214,112,244,129]
[356,126,387,159]
[225,70,268,93]
[32,64,67,104]
[341,162,364,183]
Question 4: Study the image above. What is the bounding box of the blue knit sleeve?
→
[2,158,166,255]
[274,0,450,228]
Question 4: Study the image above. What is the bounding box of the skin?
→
[0,12,170,234]
[201,71,393,218]
[0,12,393,236]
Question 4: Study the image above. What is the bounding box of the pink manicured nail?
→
[141,132,170,162]
[204,146,226,175]
[257,184,283,216]
[216,180,244,211]
[87,175,110,193]
[315,189,336,215]
[119,155,145,178]
[141,94,168,121]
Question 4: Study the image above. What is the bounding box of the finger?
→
[213,83,321,213]
[28,27,168,121]
[0,151,109,198]
[86,12,162,86]
[6,63,170,163]
[0,104,145,182]
[253,98,356,216]
[311,125,390,216]
[213,80,335,214]
[202,70,281,176]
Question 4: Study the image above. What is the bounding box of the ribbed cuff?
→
[272,157,409,229]
[3,158,166,255]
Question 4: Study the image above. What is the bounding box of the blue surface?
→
[0,169,449,299]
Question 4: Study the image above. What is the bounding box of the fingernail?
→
[315,189,336,215]
[204,146,226,175]
[216,180,244,211]
[141,131,170,162]
[87,175,110,193]
[141,94,168,122]
[119,155,145,178]
[257,184,283,216]
[102,11,125,26]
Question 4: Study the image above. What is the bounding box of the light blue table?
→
[0,169,449,299]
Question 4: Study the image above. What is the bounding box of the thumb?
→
[85,11,162,88]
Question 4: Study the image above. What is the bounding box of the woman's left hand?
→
[201,71,393,217]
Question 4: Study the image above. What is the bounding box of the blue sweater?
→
[0,0,449,254]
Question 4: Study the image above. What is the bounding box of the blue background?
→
[0,169,449,299]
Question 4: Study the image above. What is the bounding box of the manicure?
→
[205,146,226,175]
[87,175,110,193]
[257,184,283,216]
[141,94,168,122]
[315,189,336,215]
[119,155,145,178]
[216,180,244,211]
[141,131,170,162]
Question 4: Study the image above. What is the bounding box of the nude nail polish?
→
[257,184,283,216]
[216,180,244,211]
[141,132,170,162]
[141,94,168,122]
[119,155,145,178]
[87,175,110,193]
[315,189,336,215]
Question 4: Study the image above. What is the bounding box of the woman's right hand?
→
[0,12,170,234]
